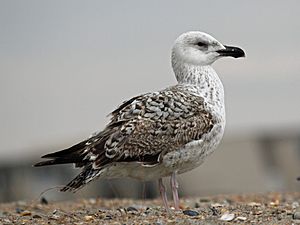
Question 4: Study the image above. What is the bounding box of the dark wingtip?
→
[41,153,56,159]
[33,160,54,167]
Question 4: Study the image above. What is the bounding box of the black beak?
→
[217,45,245,58]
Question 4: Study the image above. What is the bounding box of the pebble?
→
[155,220,164,225]
[104,215,113,220]
[33,214,42,219]
[117,208,126,215]
[292,201,299,209]
[84,215,93,221]
[183,209,199,216]
[209,207,219,216]
[20,211,32,216]
[293,212,300,220]
[50,214,60,220]
[89,198,96,204]
[248,202,261,207]
[112,222,121,225]
[211,203,223,208]
[286,210,293,215]
[3,219,12,224]
[127,206,138,212]
[219,212,235,221]
[269,199,279,206]
[236,216,247,221]
[253,210,263,215]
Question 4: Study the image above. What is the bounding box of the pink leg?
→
[158,178,171,213]
[170,171,180,210]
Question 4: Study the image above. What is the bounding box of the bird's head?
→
[172,31,245,66]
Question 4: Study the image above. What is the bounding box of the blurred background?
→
[1,0,300,203]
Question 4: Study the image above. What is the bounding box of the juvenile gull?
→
[35,31,245,212]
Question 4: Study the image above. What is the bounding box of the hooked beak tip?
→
[217,45,245,58]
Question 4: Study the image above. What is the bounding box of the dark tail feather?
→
[41,141,87,159]
[34,157,82,167]
[60,165,101,192]
[33,141,88,167]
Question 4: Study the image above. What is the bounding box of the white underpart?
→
[100,32,226,181]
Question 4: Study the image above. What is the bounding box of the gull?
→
[35,31,245,212]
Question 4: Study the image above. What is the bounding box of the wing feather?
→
[94,84,216,167]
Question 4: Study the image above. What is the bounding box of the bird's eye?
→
[196,42,206,47]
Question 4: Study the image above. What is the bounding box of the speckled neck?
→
[172,56,225,115]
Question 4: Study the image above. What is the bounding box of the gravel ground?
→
[1,193,300,224]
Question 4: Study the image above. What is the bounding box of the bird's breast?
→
[162,118,225,174]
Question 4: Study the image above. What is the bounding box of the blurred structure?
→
[1,131,300,203]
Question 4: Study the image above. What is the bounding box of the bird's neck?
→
[172,59,225,114]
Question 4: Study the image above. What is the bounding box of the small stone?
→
[33,214,42,219]
[20,211,32,216]
[84,215,93,221]
[112,222,121,225]
[183,209,199,216]
[248,202,261,207]
[220,212,235,221]
[236,216,247,221]
[292,201,299,209]
[209,206,219,216]
[211,203,223,207]
[50,214,60,220]
[277,214,282,220]
[293,212,300,220]
[104,215,113,220]
[253,210,263,215]
[89,198,96,204]
[3,219,12,223]
[127,206,138,212]
[155,220,164,225]
[269,199,279,206]
[117,208,126,215]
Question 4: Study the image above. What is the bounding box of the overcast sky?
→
[1,0,299,160]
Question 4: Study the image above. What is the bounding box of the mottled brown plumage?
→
[105,85,215,163]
